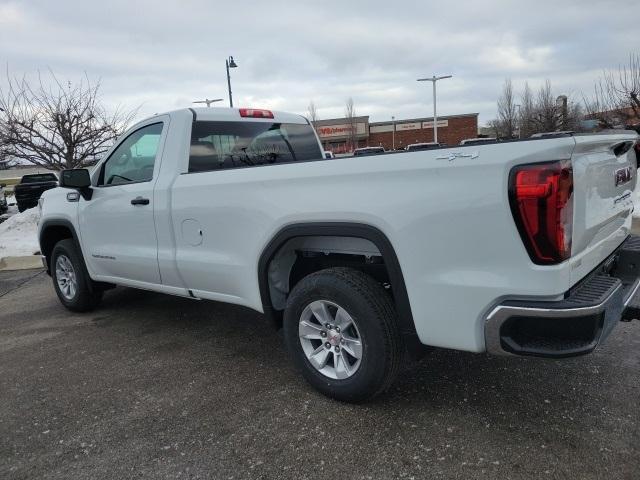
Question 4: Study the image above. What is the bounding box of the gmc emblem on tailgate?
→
[614,166,633,187]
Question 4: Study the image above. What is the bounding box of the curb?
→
[0,256,44,271]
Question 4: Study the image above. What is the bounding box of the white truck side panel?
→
[168,137,596,353]
[38,107,638,355]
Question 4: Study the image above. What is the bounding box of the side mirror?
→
[60,169,92,200]
[60,169,91,188]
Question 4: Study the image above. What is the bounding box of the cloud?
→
[0,0,637,125]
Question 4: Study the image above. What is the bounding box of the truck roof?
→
[167,107,310,125]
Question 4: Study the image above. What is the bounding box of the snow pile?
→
[0,207,41,258]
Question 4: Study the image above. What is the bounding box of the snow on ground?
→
[0,206,40,258]
[634,191,640,218]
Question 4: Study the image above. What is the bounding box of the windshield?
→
[354,148,384,156]
[407,144,439,151]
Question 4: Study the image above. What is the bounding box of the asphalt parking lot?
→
[1,269,639,479]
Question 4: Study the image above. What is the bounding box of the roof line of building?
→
[314,116,370,124]
[314,112,479,125]
[369,113,479,126]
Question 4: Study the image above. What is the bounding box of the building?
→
[314,113,479,153]
[585,106,640,130]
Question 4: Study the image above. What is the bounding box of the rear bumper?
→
[485,235,640,358]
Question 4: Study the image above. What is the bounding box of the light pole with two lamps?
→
[416,75,452,144]
[192,98,223,108]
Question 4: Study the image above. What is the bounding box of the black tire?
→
[51,238,103,312]
[283,267,403,403]
[17,203,26,213]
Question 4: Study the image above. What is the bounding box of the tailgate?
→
[569,131,639,284]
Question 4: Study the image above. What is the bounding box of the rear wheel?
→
[283,267,403,402]
[51,239,102,312]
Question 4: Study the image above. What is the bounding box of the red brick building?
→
[315,113,479,153]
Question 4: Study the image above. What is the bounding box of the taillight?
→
[239,108,274,119]
[509,160,573,265]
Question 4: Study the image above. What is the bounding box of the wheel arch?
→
[257,222,423,356]
[39,219,82,275]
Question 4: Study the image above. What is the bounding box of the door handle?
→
[131,196,150,205]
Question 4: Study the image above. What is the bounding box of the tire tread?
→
[284,267,403,402]
[51,239,102,312]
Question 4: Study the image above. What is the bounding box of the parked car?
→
[530,131,575,139]
[38,107,640,402]
[0,183,7,213]
[459,137,497,145]
[14,173,58,212]
[405,142,441,151]
[353,146,385,156]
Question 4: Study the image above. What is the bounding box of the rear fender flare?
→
[257,222,423,356]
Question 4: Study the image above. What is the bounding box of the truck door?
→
[78,119,168,285]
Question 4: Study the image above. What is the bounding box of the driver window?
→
[100,123,163,186]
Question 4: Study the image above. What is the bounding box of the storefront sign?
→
[316,122,367,139]
[369,124,393,133]
[422,120,449,129]
[396,122,421,131]
[371,120,450,133]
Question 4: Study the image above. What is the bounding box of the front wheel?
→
[283,267,403,403]
[51,239,103,312]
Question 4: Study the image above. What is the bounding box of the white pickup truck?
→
[38,107,640,402]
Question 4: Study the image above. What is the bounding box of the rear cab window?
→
[21,174,58,183]
[188,121,322,173]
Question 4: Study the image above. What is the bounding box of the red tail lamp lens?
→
[509,161,573,265]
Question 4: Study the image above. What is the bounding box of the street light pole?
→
[417,75,452,144]
[392,116,395,150]
[226,56,238,108]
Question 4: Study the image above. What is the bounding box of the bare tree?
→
[496,78,517,139]
[519,82,536,138]
[585,53,640,128]
[0,153,15,170]
[0,70,138,170]
[344,97,357,152]
[307,100,319,127]
[533,80,559,132]
[0,127,11,169]
[531,82,583,132]
[489,80,583,136]
[484,119,501,138]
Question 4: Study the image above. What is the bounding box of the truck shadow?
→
[94,285,631,428]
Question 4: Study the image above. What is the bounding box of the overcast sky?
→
[0,0,636,125]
